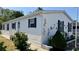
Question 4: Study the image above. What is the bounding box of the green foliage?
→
[48,37,53,46]
[10,32,30,51]
[0,42,7,51]
[0,8,24,30]
[11,11,24,18]
[0,8,24,22]
[38,7,43,10]
[48,30,67,50]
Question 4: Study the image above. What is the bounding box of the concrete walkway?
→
[30,43,48,51]
[1,35,10,39]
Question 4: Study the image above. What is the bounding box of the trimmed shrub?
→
[48,37,53,46]
[48,30,67,51]
[0,42,7,51]
[10,32,30,51]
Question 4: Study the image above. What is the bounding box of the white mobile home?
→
[1,9,73,47]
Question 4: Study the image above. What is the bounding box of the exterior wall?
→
[41,13,73,44]
[1,11,73,46]
[19,15,43,44]
[2,21,18,39]
[2,14,43,45]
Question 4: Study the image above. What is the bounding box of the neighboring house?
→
[1,8,73,47]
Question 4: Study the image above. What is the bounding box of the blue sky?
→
[4,7,79,20]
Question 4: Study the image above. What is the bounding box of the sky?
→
[3,7,79,21]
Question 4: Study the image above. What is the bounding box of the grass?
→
[0,36,16,51]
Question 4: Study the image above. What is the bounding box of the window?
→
[58,20,61,31]
[12,22,16,29]
[3,24,5,30]
[68,23,72,32]
[58,20,64,32]
[28,18,37,28]
[7,24,9,30]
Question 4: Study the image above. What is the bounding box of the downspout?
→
[75,8,78,49]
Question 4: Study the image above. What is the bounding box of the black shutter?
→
[68,23,72,32]
[68,22,69,32]
[12,22,16,29]
[70,23,72,31]
[34,18,36,27]
[7,24,9,30]
[61,21,64,32]
[58,20,60,31]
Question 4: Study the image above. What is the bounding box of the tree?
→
[11,11,24,18]
[0,8,24,22]
[0,42,7,51]
[37,7,43,10]
[48,30,67,51]
[10,32,30,51]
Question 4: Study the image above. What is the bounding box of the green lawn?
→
[0,36,16,51]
